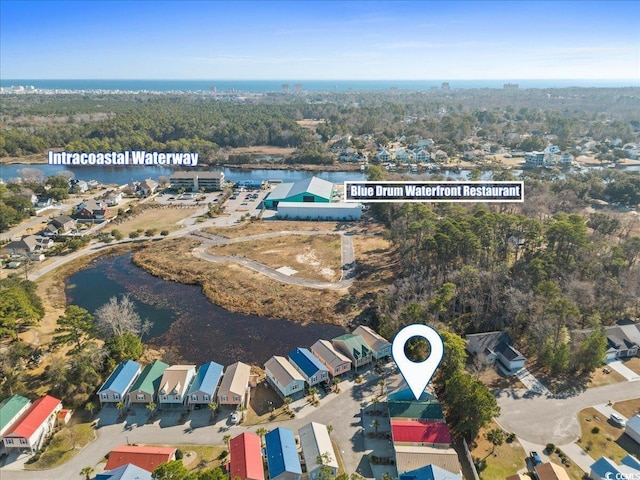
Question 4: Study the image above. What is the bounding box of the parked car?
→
[610,413,626,428]
[230,411,240,424]
[530,451,542,466]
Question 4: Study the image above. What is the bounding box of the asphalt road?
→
[495,380,640,445]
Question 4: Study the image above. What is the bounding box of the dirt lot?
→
[209,234,342,282]
[226,145,296,157]
[133,238,349,325]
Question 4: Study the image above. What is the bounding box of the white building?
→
[276,202,362,221]
[298,422,339,480]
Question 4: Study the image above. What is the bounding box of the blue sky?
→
[1,1,638,80]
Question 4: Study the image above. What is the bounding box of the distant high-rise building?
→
[441,82,450,91]
[281,84,290,93]
[294,83,302,92]
[504,83,519,90]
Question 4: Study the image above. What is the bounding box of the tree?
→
[576,327,607,373]
[256,427,268,446]
[80,466,94,480]
[326,424,334,436]
[371,419,380,434]
[105,331,143,362]
[377,378,386,397]
[283,396,292,413]
[146,401,156,417]
[53,305,96,354]
[308,387,318,403]
[223,434,232,450]
[152,460,191,480]
[486,428,505,455]
[116,401,125,417]
[84,401,95,416]
[208,402,217,420]
[95,295,150,338]
[332,376,341,393]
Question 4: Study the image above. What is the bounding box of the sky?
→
[1,0,639,80]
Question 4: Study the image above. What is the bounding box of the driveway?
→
[606,360,640,382]
[496,380,640,445]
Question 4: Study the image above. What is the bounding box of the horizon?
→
[1,1,639,81]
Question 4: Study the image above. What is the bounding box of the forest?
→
[1,87,639,165]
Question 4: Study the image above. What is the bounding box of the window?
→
[136,394,145,400]
[302,195,315,202]
[203,395,209,401]
[20,439,27,444]
[221,395,227,402]
[192,395,198,401]
[5,438,13,444]
[101,393,108,399]
[233,396,239,402]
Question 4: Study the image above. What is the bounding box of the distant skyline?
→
[1,1,639,81]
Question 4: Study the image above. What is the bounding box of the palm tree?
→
[308,387,319,404]
[256,427,268,447]
[80,466,94,479]
[371,419,380,434]
[326,424,334,436]
[208,402,217,421]
[223,434,232,450]
[146,401,156,418]
[116,401,125,418]
[84,401,95,416]
[371,397,379,409]
[377,378,386,397]
[283,396,292,413]
[332,377,341,393]
[238,405,247,423]
[486,428,505,456]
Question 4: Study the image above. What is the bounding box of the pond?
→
[66,252,347,366]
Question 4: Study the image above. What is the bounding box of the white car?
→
[610,413,626,428]
[230,411,240,424]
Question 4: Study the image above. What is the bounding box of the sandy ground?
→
[225,145,296,156]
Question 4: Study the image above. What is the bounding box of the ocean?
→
[2,79,638,93]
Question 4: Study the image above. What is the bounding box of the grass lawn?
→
[210,234,342,282]
[471,421,527,480]
[588,366,627,388]
[204,219,340,238]
[182,445,227,471]
[111,206,197,236]
[612,398,640,421]
[578,408,640,462]
[623,357,640,376]
[547,450,586,480]
[24,423,95,470]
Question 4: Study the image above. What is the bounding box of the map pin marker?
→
[392,324,445,400]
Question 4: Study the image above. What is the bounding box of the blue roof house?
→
[265,427,302,480]
[187,361,224,406]
[96,463,153,480]
[98,360,142,405]
[589,456,640,480]
[288,348,329,387]
[399,464,462,480]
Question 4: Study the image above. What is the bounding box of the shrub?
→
[175,449,183,460]
[545,443,555,453]
[591,426,600,434]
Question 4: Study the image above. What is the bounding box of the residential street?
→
[0,370,385,480]
[496,381,640,445]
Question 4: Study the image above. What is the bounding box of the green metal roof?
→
[333,333,370,359]
[0,394,30,433]
[387,399,444,421]
[130,360,169,395]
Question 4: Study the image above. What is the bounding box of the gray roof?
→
[267,176,333,202]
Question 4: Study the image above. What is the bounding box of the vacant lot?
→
[471,420,526,480]
[612,398,640,420]
[588,366,627,388]
[210,234,342,282]
[578,407,640,462]
[24,423,95,469]
[226,145,296,156]
[133,238,348,325]
[205,220,342,238]
[111,206,197,236]
[624,357,640,376]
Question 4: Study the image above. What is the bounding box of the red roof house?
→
[2,395,62,452]
[391,419,452,447]
[229,432,265,480]
[105,445,177,472]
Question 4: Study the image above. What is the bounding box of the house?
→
[1,235,54,256]
[43,214,76,236]
[187,361,224,406]
[331,333,372,370]
[561,153,575,166]
[399,464,462,480]
[434,150,448,162]
[229,432,265,480]
[265,427,302,480]
[391,419,452,448]
[103,189,123,206]
[394,445,462,477]
[217,361,251,407]
[2,395,62,452]
[525,151,546,167]
[395,148,413,163]
[70,180,89,193]
[57,409,72,425]
[353,325,391,360]
[535,462,571,480]
[263,176,334,209]
[414,149,431,162]
[376,149,391,162]
[35,197,53,208]
[95,463,153,480]
[157,365,196,407]
[288,347,329,387]
[169,171,224,192]
[139,179,158,196]
[105,445,177,472]
[75,200,112,220]
[387,389,445,422]
[298,422,338,480]
[625,415,640,445]
[127,360,169,405]
[265,356,306,401]
[310,339,351,377]
[0,395,31,437]
[98,360,141,406]
[589,455,640,480]
[575,321,640,361]
[465,331,526,375]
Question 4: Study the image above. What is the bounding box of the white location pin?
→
[392,324,445,400]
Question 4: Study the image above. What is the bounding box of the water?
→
[66,253,346,366]
[0,164,367,185]
[2,79,637,92]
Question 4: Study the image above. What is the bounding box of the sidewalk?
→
[559,442,594,473]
